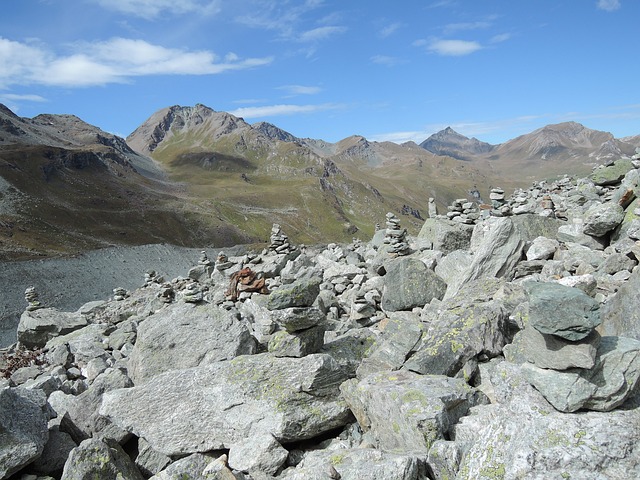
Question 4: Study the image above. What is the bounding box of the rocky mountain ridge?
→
[1,150,640,478]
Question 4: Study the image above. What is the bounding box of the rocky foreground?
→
[2,155,640,479]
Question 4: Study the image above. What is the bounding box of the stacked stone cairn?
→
[489,187,510,215]
[143,270,161,287]
[112,287,128,301]
[269,223,297,255]
[181,282,204,303]
[383,212,410,256]
[24,286,43,311]
[445,198,480,224]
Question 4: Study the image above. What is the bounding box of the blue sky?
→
[1,0,638,145]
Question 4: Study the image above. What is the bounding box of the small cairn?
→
[143,270,163,287]
[269,223,296,255]
[215,251,233,272]
[383,212,410,256]
[157,283,175,303]
[24,286,43,311]
[182,282,204,303]
[489,187,511,216]
[428,198,437,218]
[112,287,129,301]
[446,198,479,224]
[198,251,212,267]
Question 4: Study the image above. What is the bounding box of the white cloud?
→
[299,26,347,42]
[91,0,221,20]
[0,37,272,88]
[0,93,46,102]
[443,21,492,34]
[597,0,621,11]
[428,39,483,56]
[490,33,511,43]
[229,103,342,119]
[371,55,404,67]
[380,22,401,38]
[278,85,322,95]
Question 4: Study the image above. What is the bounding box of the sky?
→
[0,0,639,145]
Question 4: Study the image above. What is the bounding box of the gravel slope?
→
[0,243,248,347]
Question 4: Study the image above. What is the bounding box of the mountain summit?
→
[419,127,495,161]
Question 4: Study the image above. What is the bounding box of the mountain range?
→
[1,102,639,259]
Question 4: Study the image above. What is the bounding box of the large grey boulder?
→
[504,326,600,370]
[128,302,256,384]
[341,371,486,454]
[60,437,144,480]
[101,353,352,456]
[267,277,321,310]
[522,336,640,412]
[448,217,525,298]
[0,387,50,478]
[17,308,87,348]
[228,431,289,475]
[380,257,446,311]
[525,236,559,261]
[590,158,635,186]
[600,267,640,339]
[455,361,640,479]
[356,312,424,378]
[525,281,601,341]
[281,447,423,480]
[417,218,474,255]
[583,202,625,237]
[150,453,219,480]
[433,250,473,288]
[403,282,510,376]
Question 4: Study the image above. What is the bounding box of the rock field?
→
[2,154,640,479]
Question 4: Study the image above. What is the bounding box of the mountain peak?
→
[419,128,494,161]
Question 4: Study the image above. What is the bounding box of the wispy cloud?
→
[278,85,322,95]
[0,37,272,88]
[596,0,621,11]
[371,55,405,67]
[427,39,483,56]
[229,103,343,118]
[299,26,347,42]
[0,93,46,102]
[490,33,511,44]
[443,21,492,34]
[91,0,221,20]
[380,22,402,38]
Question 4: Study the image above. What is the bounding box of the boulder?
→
[29,427,77,476]
[449,217,525,298]
[356,312,424,378]
[417,218,474,255]
[504,326,600,370]
[455,361,640,479]
[280,448,423,480]
[590,158,634,186]
[403,286,510,376]
[341,371,486,453]
[60,437,144,480]
[525,281,601,341]
[228,431,289,475]
[101,353,352,456]
[17,308,87,349]
[0,387,50,478]
[583,202,625,237]
[380,257,446,311]
[128,302,257,384]
[268,325,325,357]
[434,250,473,288]
[522,336,640,412]
[526,236,559,261]
[267,277,321,310]
[600,268,640,339]
[150,453,219,480]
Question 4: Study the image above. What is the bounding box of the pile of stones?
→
[3,155,640,479]
[383,212,410,256]
[269,223,297,255]
[24,287,43,312]
[445,198,480,224]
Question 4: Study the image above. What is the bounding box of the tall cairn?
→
[269,223,296,255]
[383,212,410,256]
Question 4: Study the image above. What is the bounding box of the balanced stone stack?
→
[214,251,234,272]
[188,250,215,283]
[181,282,204,303]
[383,212,410,256]
[505,281,640,413]
[446,198,480,224]
[24,286,43,311]
[112,287,128,301]
[269,223,296,255]
[489,187,510,216]
[157,283,175,303]
[428,197,437,218]
[143,270,163,287]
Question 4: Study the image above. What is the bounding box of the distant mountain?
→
[484,121,637,178]
[420,127,495,161]
[0,104,251,259]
